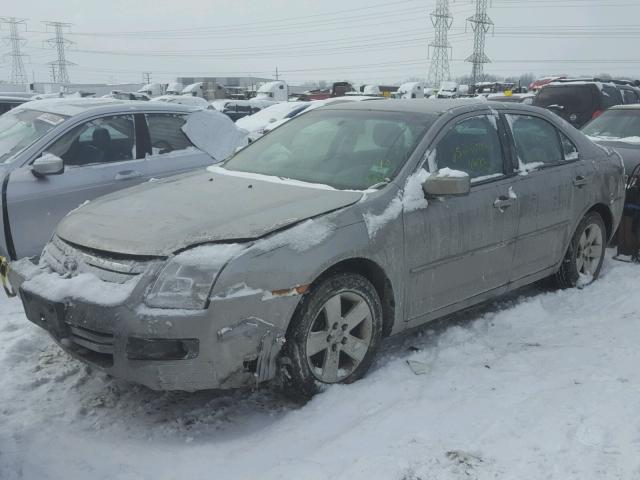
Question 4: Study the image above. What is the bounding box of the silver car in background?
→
[0,98,245,264]
[10,100,624,398]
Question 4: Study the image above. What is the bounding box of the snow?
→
[210,282,265,301]
[151,95,210,109]
[206,165,371,193]
[181,110,248,161]
[252,218,335,253]
[235,101,309,133]
[588,135,640,145]
[472,173,503,183]
[3,252,640,479]
[21,271,139,307]
[363,169,429,237]
[435,167,468,178]
[170,243,246,267]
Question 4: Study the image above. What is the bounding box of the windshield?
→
[0,109,68,163]
[223,109,433,190]
[583,109,640,140]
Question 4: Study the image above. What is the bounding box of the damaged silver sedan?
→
[10,100,624,397]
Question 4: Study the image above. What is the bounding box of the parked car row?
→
[2,98,624,399]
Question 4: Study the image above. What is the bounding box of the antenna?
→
[43,21,75,84]
[0,17,29,85]
[427,0,453,88]
[465,0,493,86]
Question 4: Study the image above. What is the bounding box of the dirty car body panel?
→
[10,100,624,391]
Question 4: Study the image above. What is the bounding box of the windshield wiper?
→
[368,180,390,190]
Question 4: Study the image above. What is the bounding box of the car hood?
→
[591,139,640,173]
[56,168,363,256]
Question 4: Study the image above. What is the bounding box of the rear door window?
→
[145,113,194,155]
[506,114,564,169]
[434,115,505,181]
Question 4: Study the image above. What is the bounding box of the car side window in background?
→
[435,115,504,181]
[47,115,135,166]
[145,114,194,155]
[601,84,623,109]
[506,114,564,168]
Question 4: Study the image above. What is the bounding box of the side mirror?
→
[422,170,471,196]
[31,153,64,177]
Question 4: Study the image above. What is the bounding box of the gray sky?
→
[2,0,640,86]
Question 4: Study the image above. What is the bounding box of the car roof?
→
[17,97,193,117]
[317,98,534,115]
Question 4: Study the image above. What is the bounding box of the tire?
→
[554,211,606,289]
[280,273,383,400]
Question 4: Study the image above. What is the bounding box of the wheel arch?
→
[586,203,614,241]
[309,257,396,338]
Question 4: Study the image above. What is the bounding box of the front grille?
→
[43,236,152,284]
[65,323,115,368]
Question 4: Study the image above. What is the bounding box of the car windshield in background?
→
[583,109,640,140]
[223,109,433,190]
[0,109,68,163]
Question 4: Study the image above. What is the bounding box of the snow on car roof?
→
[18,97,192,117]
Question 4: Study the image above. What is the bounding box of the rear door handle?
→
[573,176,588,188]
[115,170,143,181]
[493,195,516,212]
[493,196,515,212]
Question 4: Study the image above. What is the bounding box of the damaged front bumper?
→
[10,258,298,391]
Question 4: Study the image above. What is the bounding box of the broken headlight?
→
[145,244,244,310]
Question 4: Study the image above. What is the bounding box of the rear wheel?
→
[554,212,606,288]
[281,273,383,400]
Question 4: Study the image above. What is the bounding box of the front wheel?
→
[280,273,383,400]
[554,211,606,288]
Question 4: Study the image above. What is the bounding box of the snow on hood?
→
[235,102,308,133]
[182,110,248,161]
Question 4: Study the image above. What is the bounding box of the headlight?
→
[145,243,245,310]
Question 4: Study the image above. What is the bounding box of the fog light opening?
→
[126,337,199,361]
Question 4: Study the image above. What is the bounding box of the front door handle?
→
[573,175,588,188]
[115,170,143,181]
[493,196,515,212]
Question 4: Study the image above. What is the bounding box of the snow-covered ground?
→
[2,252,640,479]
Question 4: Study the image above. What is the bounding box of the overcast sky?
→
[2,0,639,86]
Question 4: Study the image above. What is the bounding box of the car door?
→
[141,112,214,180]
[503,112,579,282]
[404,113,519,326]
[6,113,148,258]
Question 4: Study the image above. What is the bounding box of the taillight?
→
[592,110,603,119]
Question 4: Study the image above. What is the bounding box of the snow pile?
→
[182,110,248,161]
[21,271,139,307]
[435,167,468,178]
[253,218,335,253]
[2,253,640,479]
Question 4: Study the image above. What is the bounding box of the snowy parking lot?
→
[1,251,639,480]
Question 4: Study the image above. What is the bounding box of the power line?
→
[0,17,29,85]
[43,21,75,84]
[466,0,493,84]
[427,0,454,87]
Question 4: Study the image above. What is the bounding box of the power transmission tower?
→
[143,72,152,84]
[43,21,75,84]
[0,17,29,85]
[49,64,57,83]
[466,0,493,86]
[427,0,453,88]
